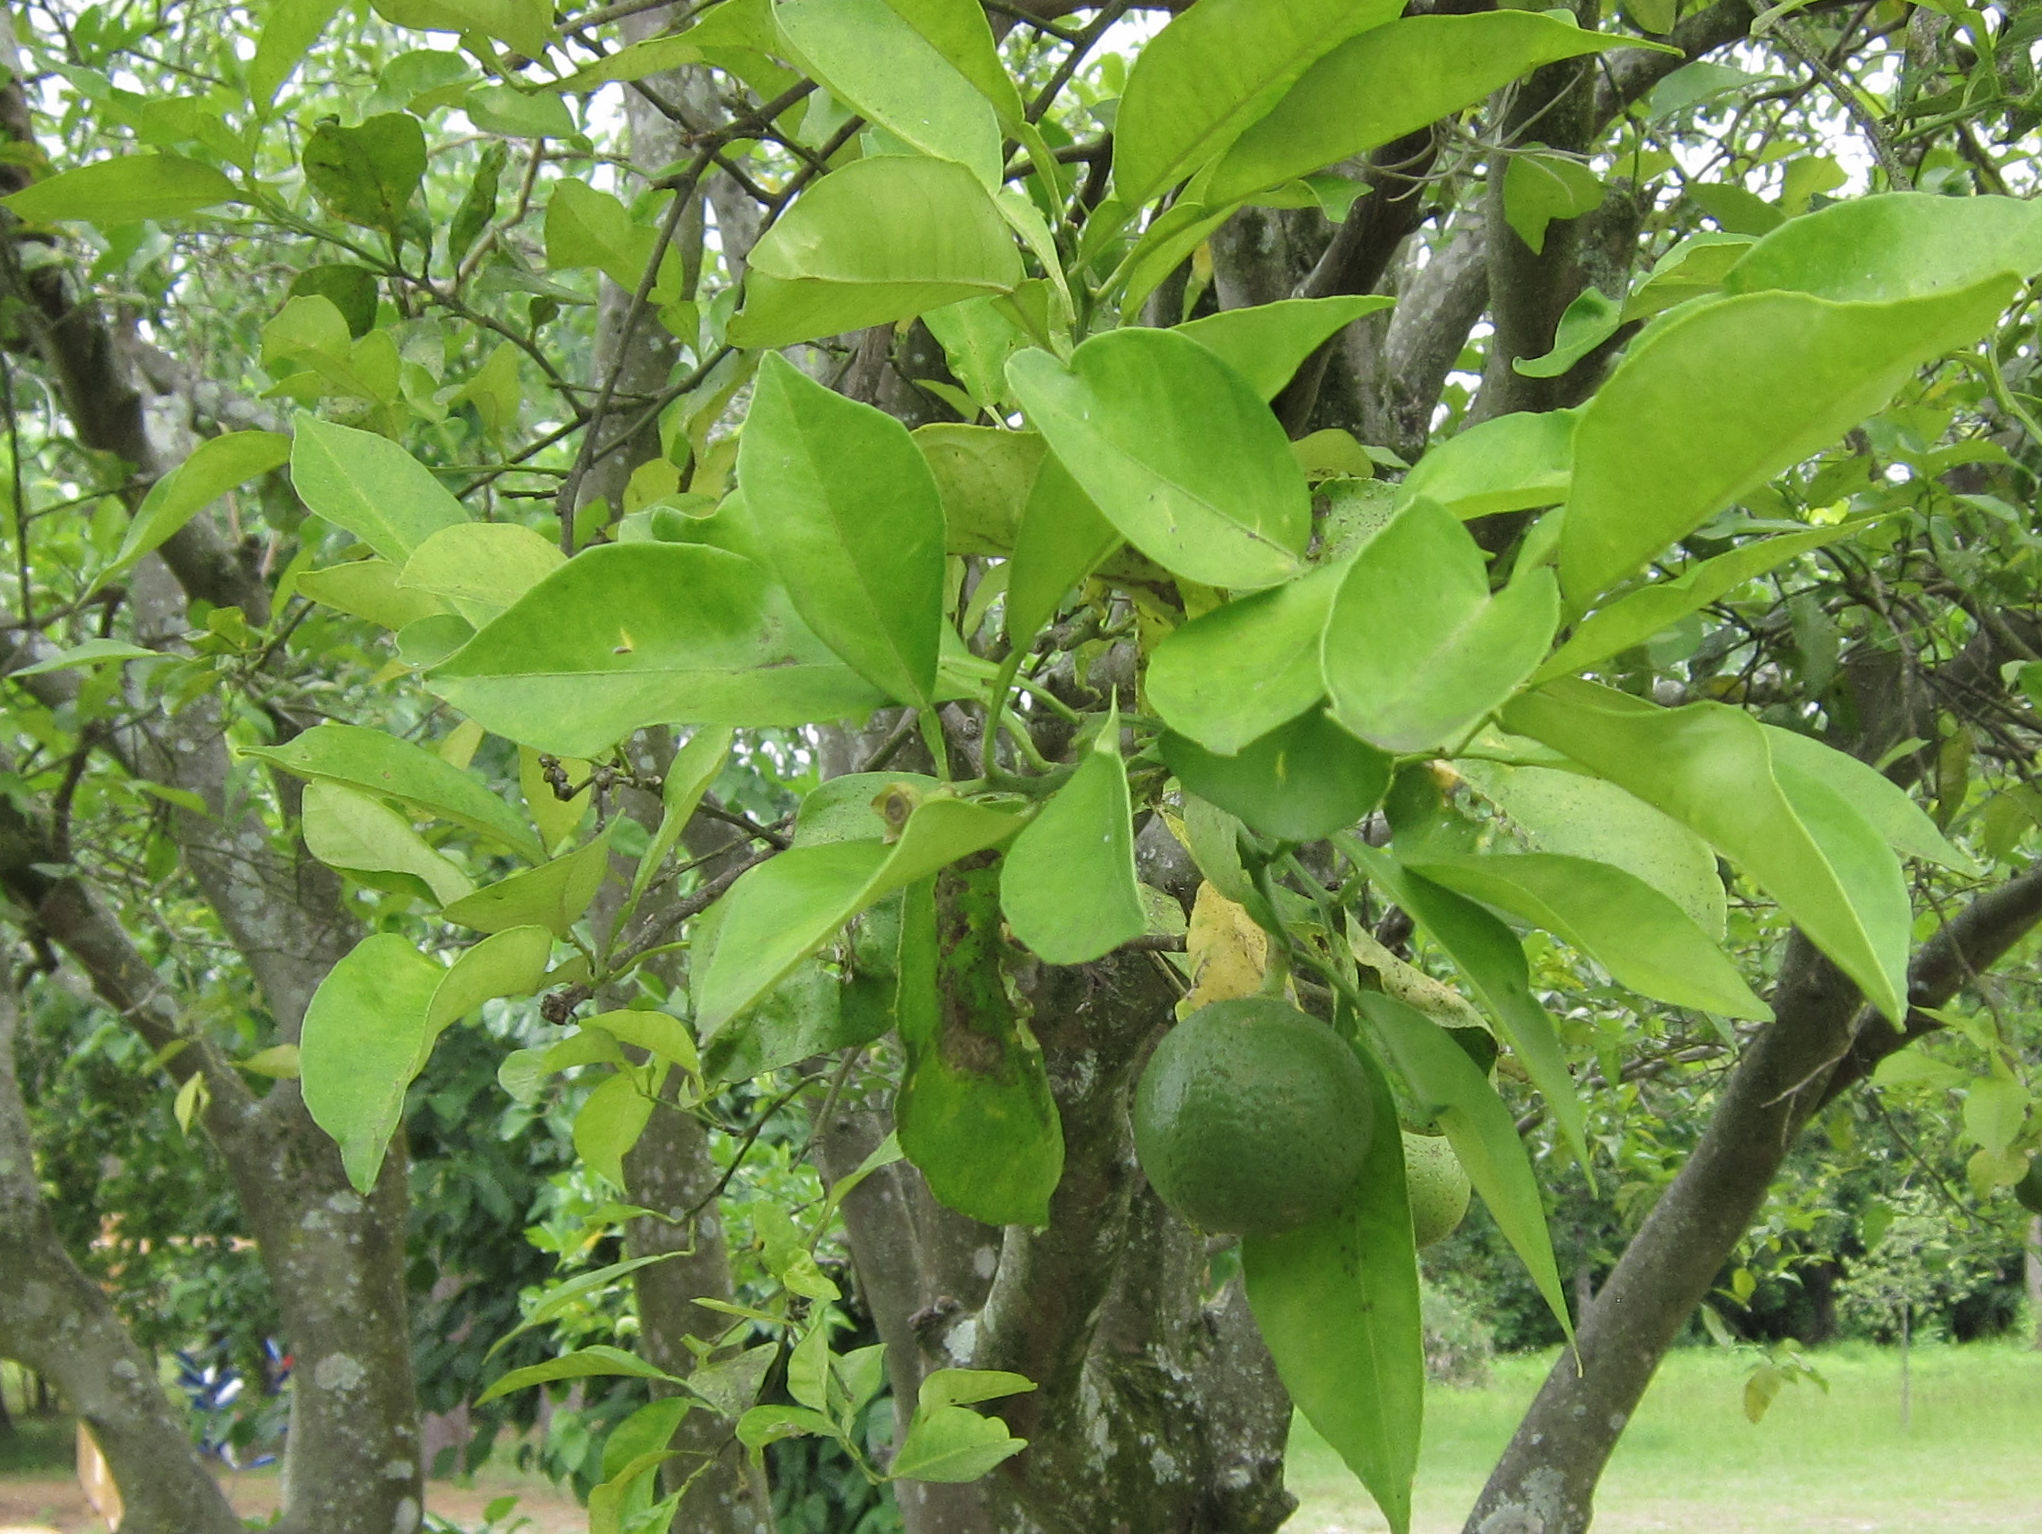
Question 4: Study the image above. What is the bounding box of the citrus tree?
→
[5,1,2042,1533]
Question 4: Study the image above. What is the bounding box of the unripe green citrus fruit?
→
[1403,1130,1471,1248]
[1132,998,1374,1237]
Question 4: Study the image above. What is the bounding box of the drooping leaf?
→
[1410,852,1772,1018]
[1323,499,1558,752]
[241,722,544,860]
[426,543,889,757]
[1003,454,1120,645]
[441,830,612,938]
[1146,561,1346,753]
[1207,12,1653,206]
[1502,149,1605,256]
[1559,277,2017,605]
[1000,725,1145,964]
[1723,192,2042,303]
[729,156,1021,349]
[739,353,947,706]
[290,412,467,564]
[106,431,291,583]
[2,153,241,226]
[1175,295,1394,401]
[1161,710,1391,843]
[695,796,1022,1035]
[1759,725,1979,874]
[1501,679,1909,1019]
[289,264,380,337]
[399,522,565,626]
[1243,1046,1421,1534]
[1513,287,1623,379]
[1007,329,1309,589]
[301,932,446,1193]
[774,0,1001,184]
[301,780,475,906]
[426,925,554,1034]
[575,1070,657,1190]
[1361,991,1573,1340]
[302,113,427,241]
[1111,0,1402,209]
[628,727,735,909]
[1397,411,1577,521]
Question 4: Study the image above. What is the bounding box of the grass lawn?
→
[1285,1342,2042,1533]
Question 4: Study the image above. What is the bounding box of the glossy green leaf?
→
[895,874,1062,1225]
[1537,525,1854,681]
[108,431,290,581]
[1004,454,1119,645]
[627,727,735,909]
[1175,295,1394,401]
[575,1070,656,1190]
[2,152,240,226]
[1147,561,1346,753]
[1456,760,1727,938]
[1111,0,1401,208]
[740,353,947,706]
[1244,1046,1420,1534]
[1514,288,1622,379]
[1398,411,1577,520]
[892,1403,1028,1483]
[477,1345,677,1407]
[1760,725,1978,874]
[426,925,553,1034]
[302,932,446,1193]
[1000,727,1145,964]
[399,522,564,627]
[465,84,574,140]
[1323,500,1558,752]
[729,156,1021,349]
[1412,852,1771,1018]
[1502,679,1909,1019]
[1352,846,1589,1169]
[696,796,1022,1035]
[301,780,474,906]
[882,0,1025,123]
[296,559,448,631]
[8,639,164,675]
[1560,277,2017,605]
[241,722,543,860]
[1361,991,1572,1340]
[426,543,888,757]
[1503,150,1605,256]
[290,412,466,564]
[252,0,345,102]
[583,1010,700,1074]
[774,0,1001,184]
[1161,710,1391,843]
[1723,192,2042,302]
[441,829,612,938]
[545,181,675,294]
[1007,329,1309,589]
[915,425,1044,555]
[1208,12,1647,206]
[302,113,426,239]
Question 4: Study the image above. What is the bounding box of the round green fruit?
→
[1132,998,1374,1238]
[1403,1131,1471,1248]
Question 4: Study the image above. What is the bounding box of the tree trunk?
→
[0,974,243,1534]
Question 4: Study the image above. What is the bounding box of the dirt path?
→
[0,1470,591,1534]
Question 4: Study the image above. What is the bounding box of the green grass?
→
[0,1412,75,1476]
[1285,1343,2042,1533]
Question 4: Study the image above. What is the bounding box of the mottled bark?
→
[0,974,244,1534]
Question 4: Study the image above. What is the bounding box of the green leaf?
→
[1323,499,1558,753]
[7,639,165,675]
[628,727,735,909]
[1111,0,1402,208]
[426,925,553,1033]
[1003,454,1119,645]
[301,932,446,1193]
[1559,277,2017,606]
[447,141,506,270]
[696,795,1022,1035]
[465,83,575,139]
[484,1253,683,1362]
[1398,411,1577,521]
[1000,725,1145,964]
[251,0,346,103]
[241,722,543,860]
[289,264,380,338]
[1514,287,1623,379]
[1208,12,1650,206]
[441,829,612,937]
[1502,149,1604,256]
[302,113,427,240]
[918,1369,1036,1412]
[915,424,1045,555]
[296,559,448,630]
[575,1070,656,1190]
[1006,329,1309,589]
[399,522,565,627]
[1243,1047,1421,1534]
[545,181,675,294]
[1501,679,1909,1019]
[584,1009,700,1074]
[2,153,240,226]
[1964,1077,2028,1156]
[301,780,475,906]
[1161,710,1391,843]
[774,0,1001,184]
[290,412,467,564]
[477,1345,677,1407]
[425,543,888,757]
[1457,759,1727,938]
[739,353,947,706]
[1759,726,1979,875]
[1175,295,1394,401]
[1724,192,2042,302]
[1351,845,1590,1170]
[1411,852,1771,1018]
[1361,991,1573,1340]
[1147,561,1346,753]
[729,156,1021,349]
[1537,525,1855,681]
[891,1405,1028,1483]
[371,0,553,56]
